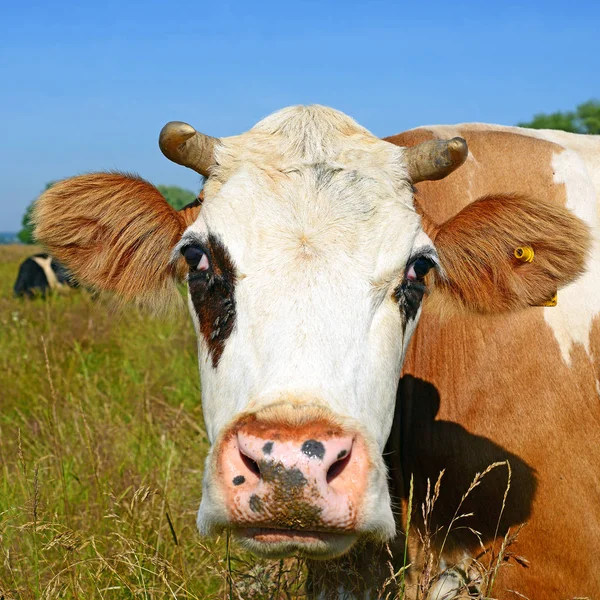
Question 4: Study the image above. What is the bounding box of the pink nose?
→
[217,421,370,532]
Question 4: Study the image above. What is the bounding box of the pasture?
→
[0,245,523,599]
[0,245,306,598]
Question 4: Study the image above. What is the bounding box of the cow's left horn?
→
[159,121,218,177]
[404,137,468,183]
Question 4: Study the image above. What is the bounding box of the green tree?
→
[576,100,600,134]
[17,203,36,244]
[157,185,197,210]
[18,182,56,244]
[518,100,600,134]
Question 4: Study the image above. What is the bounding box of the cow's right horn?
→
[404,137,468,183]
[159,121,218,177]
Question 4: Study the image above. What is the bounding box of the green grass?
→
[0,245,306,599]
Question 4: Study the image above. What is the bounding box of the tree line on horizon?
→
[517,100,600,134]
[15,99,600,244]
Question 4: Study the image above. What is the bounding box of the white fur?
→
[180,106,436,541]
[541,145,600,365]
[31,255,65,290]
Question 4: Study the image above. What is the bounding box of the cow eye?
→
[182,245,210,271]
[406,256,435,282]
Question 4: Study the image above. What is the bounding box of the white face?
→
[175,106,438,557]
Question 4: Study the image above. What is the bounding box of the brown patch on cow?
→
[187,234,236,367]
[589,314,600,387]
[395,302,600,598]
[33,172,188,310]
[386,127,590,312]
[228,403,350,442]
[386,127,569,225]
[431,194,590,313]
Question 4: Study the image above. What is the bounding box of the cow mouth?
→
[233,527,358,558]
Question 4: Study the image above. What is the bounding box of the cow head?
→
[33,106,589,559]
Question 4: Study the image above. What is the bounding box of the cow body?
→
[32,108,597,599]
[382,124,600,599]
[13,253,76,298]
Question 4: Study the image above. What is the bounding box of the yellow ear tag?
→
[514,246,535,263]
[513,246,557,306]
[540,293,558,307]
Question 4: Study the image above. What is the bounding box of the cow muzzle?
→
[209,405,375,558]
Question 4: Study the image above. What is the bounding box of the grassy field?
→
[0,245,532,599]
[0,245,306,599]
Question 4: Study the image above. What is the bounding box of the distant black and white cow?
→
[13,253,77,298]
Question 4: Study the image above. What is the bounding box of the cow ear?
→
[178,192,204,227]
[431,194,591,313]
[33,172,189,310]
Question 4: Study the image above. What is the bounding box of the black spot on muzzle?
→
[249,494,263,513]
[301,439,325,460]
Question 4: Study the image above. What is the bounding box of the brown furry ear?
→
[33,172,189,309]
[178,192,203,226]
[431,195,591,313]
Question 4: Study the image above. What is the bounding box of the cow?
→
[382,123,600,600]
[31,106,597,599]
[13,252,77,298]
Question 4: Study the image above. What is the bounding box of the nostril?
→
[326,449,352,484]
[240,450,261,478]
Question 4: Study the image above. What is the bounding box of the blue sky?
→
[1,0,598,230]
